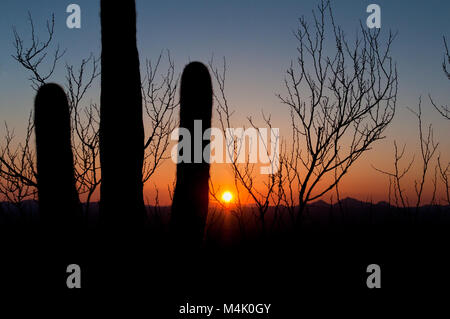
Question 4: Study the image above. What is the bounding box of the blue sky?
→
[1,1,449,126]
[1,0,450,201]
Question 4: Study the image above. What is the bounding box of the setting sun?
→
[221,191,233,203]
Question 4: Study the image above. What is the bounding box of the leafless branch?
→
[12,13,65,90]
[438,156,450,205]
[278,0,398,223]
[209,57,281,237]
[429,37,450,120]
[372,141,414,209]
[0,113,38,208]
[407,100,439,209]
[142,51,179,183]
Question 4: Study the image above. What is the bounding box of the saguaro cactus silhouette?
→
[99,0,145,229]
[171,62,213,247]
[34,83,81,230]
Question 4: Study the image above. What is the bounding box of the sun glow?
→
[221,191,233,203]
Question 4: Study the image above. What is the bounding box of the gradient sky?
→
[1,0,449,205]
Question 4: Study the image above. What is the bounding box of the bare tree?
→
[6,14,101,214]
[429,36,450,206]
[2,14,178,213]
[430,36,450,120]
[437,156,450,205]
[408,101,438,210]
[430,164,439,206]
[278,139,301,225]
[1,13,61,206]
[12,13,65,91]
[0,115,37,210]
[277,0,398,226]
[66,55,101,212]
[209,57,281,238]
[374,101,439,212]
[142,51,179,183]
[372,142,414,209]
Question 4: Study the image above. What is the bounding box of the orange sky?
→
[1,1,450,207]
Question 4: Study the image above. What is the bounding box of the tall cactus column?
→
[171,62,213,248]
[34,83,82,231]
[99,0,145,230]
